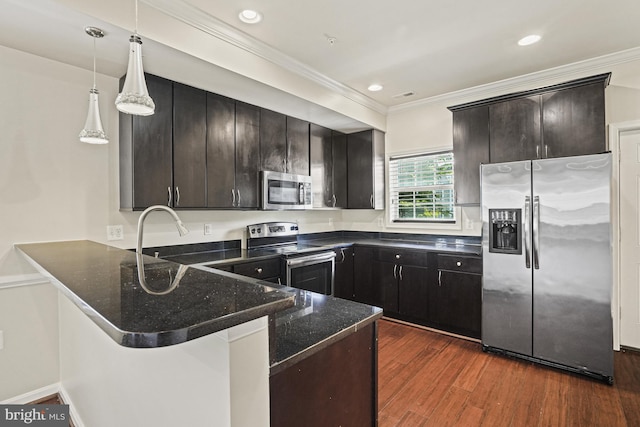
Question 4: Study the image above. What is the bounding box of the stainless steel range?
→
[247,222,336,295]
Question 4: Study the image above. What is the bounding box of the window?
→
[389,151,455,222]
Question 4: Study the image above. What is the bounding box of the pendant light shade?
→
[115,0,155,116]
[79,26,109,145]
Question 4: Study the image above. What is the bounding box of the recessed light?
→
[368,84,383,92]
[239,9,262,24]
[518,34,541,46]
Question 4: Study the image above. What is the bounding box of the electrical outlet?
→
[204,224,213,235]
[464,219,473,230]
[377,217,384,227]
[107,225,124,241]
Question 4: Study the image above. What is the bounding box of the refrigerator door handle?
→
[524,196,531,269]
[533,195,540,269]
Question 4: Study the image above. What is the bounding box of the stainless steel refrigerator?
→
[481,152,613,383]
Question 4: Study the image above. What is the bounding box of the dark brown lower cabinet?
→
[270,322,378,427]
[429,269,482,339]
[353,247,379,306]
[333,247,354,300]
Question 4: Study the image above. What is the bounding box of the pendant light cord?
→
[92,36,96,90]
[134,0,139,35]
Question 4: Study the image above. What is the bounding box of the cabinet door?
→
[206,93,236,208]
[235,102,261,208]
[333,247,354,300]
[374,261,399,313]
[398,265,429,321]
[436,270,482,338]
[260,109,287,173]
[451,106,489,205]
[286,116,310,175]
[173,82,207,208]
[310,124,333,208]
[541,82,606,158]
[353,247,379,306]
[347,130,374,209]
[129,74,173,209]
[332,132,348,208]
[489,96,541,163]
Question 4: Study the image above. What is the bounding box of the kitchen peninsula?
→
[16,240,382,427]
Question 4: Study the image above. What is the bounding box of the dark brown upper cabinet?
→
[173,82,207,208]
[347,129,385,210]
[233,102,261,208]
[488,96,541,164]
[286,116,310,175]
[260,109,287,173]
[206,96,260,209]
[120,74,174,210]
[449,73,610,206]
[451,106,490,206]
[310,125,348,208]
[206,93,235,208]
[541,81,606,159]
[259,109,310,176]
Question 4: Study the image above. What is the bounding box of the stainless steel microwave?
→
[260,170,312,210]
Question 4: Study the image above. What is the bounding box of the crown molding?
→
[389,46,640,113]
[142,0,388,115]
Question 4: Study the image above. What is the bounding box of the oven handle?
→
[286,252,336,267]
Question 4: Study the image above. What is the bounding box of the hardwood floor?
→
[378,319,640,427]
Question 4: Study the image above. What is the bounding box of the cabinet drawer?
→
[233,258,281,279]
[377,248,427,266]
[437,254,482,274]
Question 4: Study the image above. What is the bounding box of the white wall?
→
[380,67,640,237]
[0,44,343,400]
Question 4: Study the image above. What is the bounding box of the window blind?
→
[389,151,455,222]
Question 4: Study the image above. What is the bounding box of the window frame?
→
[388,150,456,224]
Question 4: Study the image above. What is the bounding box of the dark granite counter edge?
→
[17,245,295,348]
[269,310,383,376]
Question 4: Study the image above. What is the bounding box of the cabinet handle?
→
[370,194,374,209]
[393,264,397,279]
[399,265,403,281]
[237,189,241,206]
[545,144,549,158]
[255,267,263,274]
[231,189,236,206]
[456,261,462,267]
[438,270,442,287]
[167,187,172,206]
[332,194,337,208]
[283,158,287,172]
[175,186,180,206]
[340,248,346,263]
[536,145,540,158]
[395,254,401,260]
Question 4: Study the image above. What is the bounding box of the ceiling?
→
[1,0,640,130]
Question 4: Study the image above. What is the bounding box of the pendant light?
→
[79,26,109,144]
[115,0,155,116]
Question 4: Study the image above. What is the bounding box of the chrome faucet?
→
[135,205,189,295]
[136,205,189,254]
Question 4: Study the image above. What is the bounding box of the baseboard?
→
[1,383,60,404]
[59,386,84,427]
[382,316,481,343]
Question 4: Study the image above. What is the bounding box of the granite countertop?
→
[160,234,482,267]
[301,237,482,255]
[266,286,382,375]
[16,240,295,348]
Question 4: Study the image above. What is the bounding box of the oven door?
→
[285,251,335,295]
